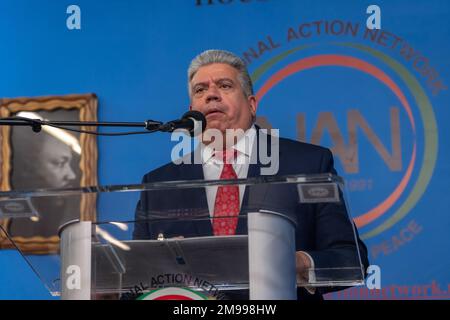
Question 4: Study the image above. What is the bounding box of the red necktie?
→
[212,150,240,236]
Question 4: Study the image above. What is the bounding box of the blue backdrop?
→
[0,0,449,299]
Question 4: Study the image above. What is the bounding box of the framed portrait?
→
[0,94,98,254]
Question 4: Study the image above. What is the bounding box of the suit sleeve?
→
[304,148,369,292]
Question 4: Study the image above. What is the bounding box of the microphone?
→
[159,111,207,136]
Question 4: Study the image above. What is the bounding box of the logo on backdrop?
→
[245,20,444,242]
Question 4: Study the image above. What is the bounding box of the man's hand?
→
[296,251,313,284]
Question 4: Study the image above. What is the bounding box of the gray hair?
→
[187,49,254,100]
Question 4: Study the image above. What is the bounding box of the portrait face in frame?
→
[0,94,98,254]
[11,109,81,190]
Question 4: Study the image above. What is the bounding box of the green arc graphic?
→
[250,43,438,239]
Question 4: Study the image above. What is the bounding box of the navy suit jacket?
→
[133,129,369,300]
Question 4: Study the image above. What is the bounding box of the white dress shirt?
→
[201,125,257,217]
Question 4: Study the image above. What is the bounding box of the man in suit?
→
[134,49,369,300]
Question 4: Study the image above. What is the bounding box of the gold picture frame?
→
[0,94,98,254]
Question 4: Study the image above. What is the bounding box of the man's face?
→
[190,63,257,133]
[39,137,77,188]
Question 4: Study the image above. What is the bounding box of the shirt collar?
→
[202,124,256,165]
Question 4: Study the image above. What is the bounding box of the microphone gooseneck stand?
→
[0,116,164,136]
[0,110,206,136]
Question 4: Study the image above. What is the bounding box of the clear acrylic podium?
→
[0,174,366,300]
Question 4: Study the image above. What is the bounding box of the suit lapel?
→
[236,127,266,234]
[236,127,284,234]
[175,162,214,236]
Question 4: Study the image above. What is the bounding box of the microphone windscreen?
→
[182,110,207,134]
